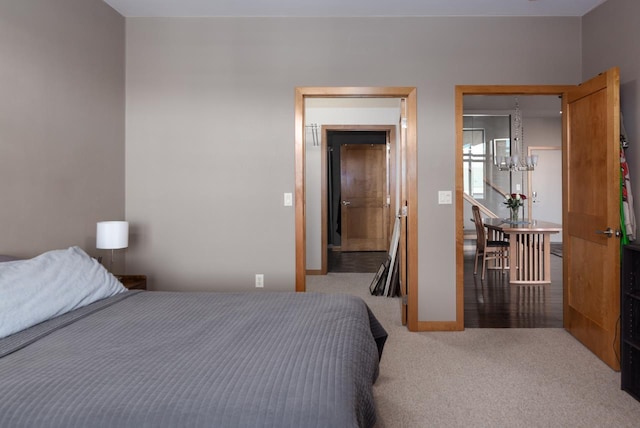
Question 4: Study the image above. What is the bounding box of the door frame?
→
[295,86,419,331]
[313,125,396,275]
[455,85,571,329]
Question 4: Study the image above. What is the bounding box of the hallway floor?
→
[327,250,388,273]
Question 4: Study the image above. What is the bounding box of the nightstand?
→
[117,275,147,290]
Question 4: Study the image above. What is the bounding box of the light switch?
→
[438,190,452,205]
[284,193,293,206]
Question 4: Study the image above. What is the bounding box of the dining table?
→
[483,218,562,284]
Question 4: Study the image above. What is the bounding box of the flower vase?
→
[510,207,519,223]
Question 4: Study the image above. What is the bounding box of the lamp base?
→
[108,249,115,273]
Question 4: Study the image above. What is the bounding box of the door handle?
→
[342,200,351,206]
[595,227,621,238]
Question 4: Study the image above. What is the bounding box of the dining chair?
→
[472,205,510,280]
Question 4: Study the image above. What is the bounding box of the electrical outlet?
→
[255,274,264,288]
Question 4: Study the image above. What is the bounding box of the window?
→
[463,128,486,199]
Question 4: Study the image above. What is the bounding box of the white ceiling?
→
[103,0,607,18]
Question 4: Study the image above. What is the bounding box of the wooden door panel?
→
[564,67,620,370]
[567,236,608,323]
[340,144,388,251]
[567,213,610,245]
[567,88,608,226]
[345,207,385,237]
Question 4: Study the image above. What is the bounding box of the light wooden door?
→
[340,144,388,251]
[564,67,621,370]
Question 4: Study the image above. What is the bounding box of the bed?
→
[0,247,387,428]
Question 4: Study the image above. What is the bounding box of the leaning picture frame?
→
[383,218,401,296]
[369,259,388,296]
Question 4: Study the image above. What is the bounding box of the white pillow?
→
[0,246,127,339]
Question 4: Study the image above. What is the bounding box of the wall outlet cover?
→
[255,274,264,288]
[438,190,452,204]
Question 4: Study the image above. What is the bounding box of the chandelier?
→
[497,97,538,172]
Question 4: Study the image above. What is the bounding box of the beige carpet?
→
[307,273,640,428]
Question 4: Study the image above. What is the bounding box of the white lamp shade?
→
[96,221,129,249]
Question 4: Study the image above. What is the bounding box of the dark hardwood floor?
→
[327,248,562,328]
[464,248,563,328]
[328,250,388,273]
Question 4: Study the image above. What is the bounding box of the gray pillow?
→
[0,246,126,339]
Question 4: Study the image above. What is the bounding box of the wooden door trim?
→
[455,85,573,330]
[295,86,419,331]
[317,125,397,274]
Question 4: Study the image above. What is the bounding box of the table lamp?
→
[96,221,129,272]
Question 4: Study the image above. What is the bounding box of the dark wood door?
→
[340,144,388,251]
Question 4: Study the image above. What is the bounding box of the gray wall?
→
[0,0,125,265]
[4,2,634,322]
[125,17,581,322]
[2,1,633,323]
[583,0,640,228]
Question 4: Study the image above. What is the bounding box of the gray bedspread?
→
[0,291,386,428]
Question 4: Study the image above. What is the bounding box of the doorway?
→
[456,68,622,370]
[329,131,388,251]
[326,130,389,273]
[294,86,419,330]
[462,96,564,328]
[321,128,396,274]
[456,85,570,331]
